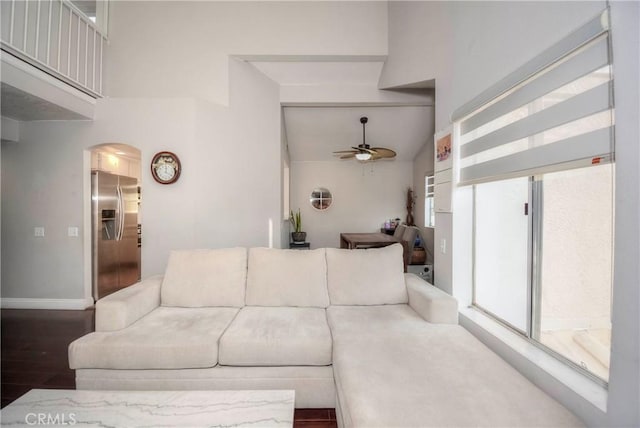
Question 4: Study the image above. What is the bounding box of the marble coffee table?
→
[0,389,295,427]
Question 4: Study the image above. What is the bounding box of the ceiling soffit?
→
[248,59,434,163]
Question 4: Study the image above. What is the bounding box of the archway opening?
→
[88,143,142,301]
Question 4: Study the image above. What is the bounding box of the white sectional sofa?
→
[69,244,583,427]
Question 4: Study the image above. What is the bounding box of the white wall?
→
[280,114,291,249]
[380,1,639,426]
[105,1,388,105]
[1,60,282,300]
[1,117,20,142]
[1,1,388,304]
[290,161,412,249]
[412,138,435,263]
[606,3,640,425]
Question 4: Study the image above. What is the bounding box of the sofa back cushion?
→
[246,248,329,307]
[326,244,408,305]
[161,248,247,307]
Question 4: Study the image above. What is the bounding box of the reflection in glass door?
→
[533,164,614,382]
[474,177,530,333]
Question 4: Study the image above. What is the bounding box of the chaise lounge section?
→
[69,244,583,427]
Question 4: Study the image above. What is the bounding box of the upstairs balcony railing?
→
[1,0,106,97]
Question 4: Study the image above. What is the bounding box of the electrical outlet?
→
[440,238,447,254]
[34,227,45,237]
[68,227,79,237]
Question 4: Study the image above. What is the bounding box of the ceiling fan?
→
[333,117,397,161]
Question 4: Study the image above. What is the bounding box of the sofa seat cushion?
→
[161,248,247,307]
[326,244,408,305]
[327,305,583,428]
[219,307,332,366]
[246,248,329,307]
[69,307,239,370]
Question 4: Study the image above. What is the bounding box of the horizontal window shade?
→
[457,8,614,186]
[460,127,613,185]
[460,65,612,146]
[462,81,612,158]
[461,110,614,169]
[461,35,609,135]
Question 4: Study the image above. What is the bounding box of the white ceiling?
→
[250,60,435,163]
[1,83,88,121]
[3,56,434,162]
[284,106,434,162]
[93,143,141,162]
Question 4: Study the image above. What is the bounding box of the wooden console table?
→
[339,232,409,271]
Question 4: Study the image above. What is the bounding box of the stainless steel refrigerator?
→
[92,171,141,300]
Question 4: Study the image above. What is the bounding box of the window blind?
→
[454,9,614,186]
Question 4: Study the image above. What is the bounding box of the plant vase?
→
[291,231,307,243]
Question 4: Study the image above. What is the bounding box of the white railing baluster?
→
[57,0,62,71]
[98,36,103,94]
[92,28,96,91]
[35,0,41,59]
[84,22,88,85]
[67,8,72,76]
[23,0,29,51]
[9,0,15,45]
[76,11,80,81]
[3,0,105,97]
[46,0,52,65]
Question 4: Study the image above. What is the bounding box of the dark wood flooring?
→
[0,308,337,427]
[1,308,94,408]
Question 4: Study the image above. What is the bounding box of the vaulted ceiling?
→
[284,105,433,162]
[251,60,435,162]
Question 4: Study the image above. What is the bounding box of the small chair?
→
[402,226,419,267]
[393,224,406,239]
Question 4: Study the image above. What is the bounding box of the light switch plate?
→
[440,238,447,254]
[34,227,45,237]
[68,227,79,237]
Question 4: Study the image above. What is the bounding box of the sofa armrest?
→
[405,273,459,324]
[95,275,163,332]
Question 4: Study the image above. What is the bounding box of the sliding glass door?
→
[472,164,614,382]
[532,163,614,381]
[474,177,530,333]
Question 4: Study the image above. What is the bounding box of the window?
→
[425,175,435,227]
[454,9,615,383]
[532,164,614,381]
[472,167,614,382]
[474,177,529,332]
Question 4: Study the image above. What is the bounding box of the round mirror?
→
[310,188,332,210]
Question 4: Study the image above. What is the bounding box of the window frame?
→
[425,174,435,228]
[471,171,612,387]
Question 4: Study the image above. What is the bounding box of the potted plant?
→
[290,208,307,243]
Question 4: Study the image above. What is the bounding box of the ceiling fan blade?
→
[340,153,356,159]
[351,146,376,155]
[333,150,358,154]
[371,147,397,158]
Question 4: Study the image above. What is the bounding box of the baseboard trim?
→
[0,297,94,310]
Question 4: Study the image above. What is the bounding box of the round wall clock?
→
[151,151,181,184]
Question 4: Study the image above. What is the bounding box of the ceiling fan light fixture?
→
[332,116,396,162]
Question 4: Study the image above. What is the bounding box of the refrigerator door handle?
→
[116,185,124,241]
[121,187,125,241]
